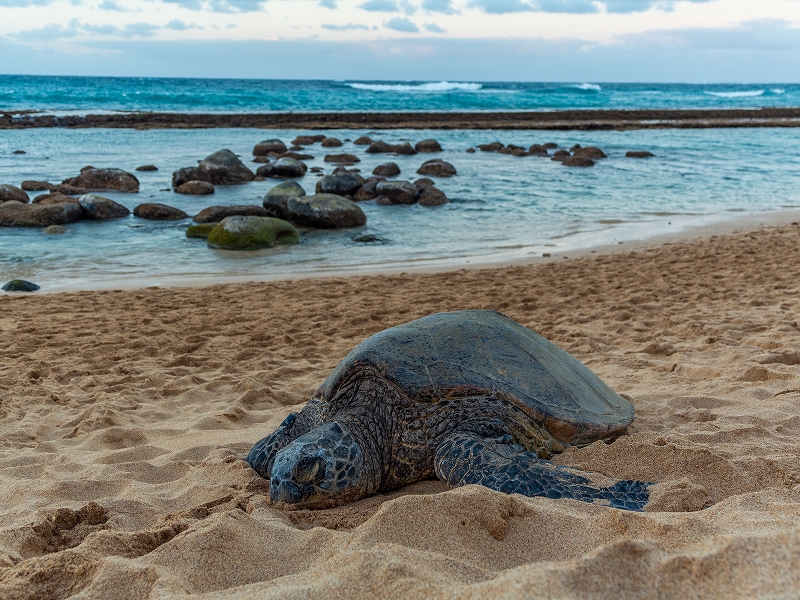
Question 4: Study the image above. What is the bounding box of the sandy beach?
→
[2,217,800,599]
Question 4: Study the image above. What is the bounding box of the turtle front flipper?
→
[433,431,651,512]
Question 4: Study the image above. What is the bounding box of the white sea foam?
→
[770,88,786,95]
[704,90,765,98]
[566,83,602,92]
[347,81,482,93]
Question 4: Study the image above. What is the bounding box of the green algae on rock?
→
[185,223,218,239]
[207,216,299,250]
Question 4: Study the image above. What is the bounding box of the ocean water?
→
[1,76,799,114]
[1,126,799,291]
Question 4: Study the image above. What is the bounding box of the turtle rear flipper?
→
[434,431,651,511]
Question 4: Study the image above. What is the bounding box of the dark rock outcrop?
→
[572,146,607,159]
[172,167,212,188]
[366,140,394,154]
[256,157,308,179]
[353,177,384,201]
[79,194,131,220]
[285,194,366,229]
[33,193,80,205]
[416,159,456,177]
[372,163,400,177]
[292,135,325,146]
[21,180,53,192]
[321,137,343,147]
[418,187,449,206]
[315,173,365,196]
[0,184,29,203]
[562,157,595,168]
[62,168,139,193]
[627,151,655,158]
[175,181,215,195]
[253,139,288,156]
[193,205,270,223]
[543,143,558,149]
[198,149,255,185]
[279,152,315,161]
[551,150,570,161]
[415,139,442,152]
[353,136,373,146]
[133,203,189,220]
[44,225,67,234]
[136,165,158,172]
[324,153,360,164]
[185,223,218,239]
[207,216,300,250]
[375,180,419,205]
[478,142,504,152]
[262,181,306,219]
[528,144,548,156]
[2,280,40,292]
[0,200,83,227]
[393,142,417,156]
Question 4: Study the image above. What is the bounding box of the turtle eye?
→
[293,456,326,484]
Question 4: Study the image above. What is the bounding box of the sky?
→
[1,0,800,80]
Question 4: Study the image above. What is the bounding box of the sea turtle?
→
[247,310,650,511]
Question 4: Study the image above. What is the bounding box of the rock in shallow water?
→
[198,149,255,185]
[0,184,29,203]
[561,157,595,168]
[0,201,83,227]
[21,180,53,192]
[375,180,419,205]
[136,165,158,172]
[44,224,67,234]
[256,158,308,179]
[416,159,456,177]
[262,181,306,219]
[373,162,400,177]
[193,205,269,223]
[415,139,442,152]
[315,173,364,197]
[627,151,655,158]
[2,279,40,292]
[172,167,211,188]
[175,180,215,195]
[572,146,607,159]
[185,223,218,239]
[207,216,300,250]
[79,194,131,220]
[285,194,366,228]
[62,168,139,193]
[253,139,288,157]
[324,153,360,164]
[133,203,189,220]
[418,187,449,206]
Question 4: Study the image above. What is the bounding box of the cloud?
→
[384,16,419,31]
[0,0,48,6]
[97,0,126,10]
[12,19,178,40]
[161,0,265,12]
[424,22,445,32]
[537,0,597,13]
[359,0,398,11]
[602,0,710,13]
[468,0,534,14]
[11,22,79,39]
[322,22,370,30]
[422,0,456,13]
[319,0,337,6]
[165,19,202,30]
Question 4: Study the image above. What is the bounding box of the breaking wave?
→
[346,81,483,93]
[564,83,602,92]
[704,90,765,98]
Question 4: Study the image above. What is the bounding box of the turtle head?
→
[269,422,365,508]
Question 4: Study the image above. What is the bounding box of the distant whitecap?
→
[347,81,482,93]
[564,83,602,92]
[704,90,765,98]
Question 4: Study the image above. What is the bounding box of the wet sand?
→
[1,218,800,598]
[3,108,800,130]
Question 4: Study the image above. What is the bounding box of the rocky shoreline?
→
[3,108,800,130]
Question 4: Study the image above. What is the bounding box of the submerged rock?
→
[262,181,306,219]
[372,163,400,177]
[256,157,308,179]
[136,165,158,172]
[324,153,360,164]
[198,149,255,185]
[478,142,504,152]
[316,173,365,197]
[561,157,595,168]
[416,159,456,177]
[133,203,189,220]
[528,144,548,156]
[175,180,215,195]
[253,139,288,156]
[415,139,442,153]
[62,168,139,193]
[207,216,300,250]
[285,194,366,228]
[573,146,607,159]
[0,201,82,226]
[627,151,655,158]
[193,205,269,223]
[185,223,218,239]
[79,194,131,220]
[44,225,67,234]
[2,279,40,292]
[352,233,388,243]
[0,184,29,203]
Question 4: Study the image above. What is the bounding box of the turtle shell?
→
[314,310,634,446]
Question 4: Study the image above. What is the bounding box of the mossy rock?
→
[186,223,219,239]
[207,216,300,250]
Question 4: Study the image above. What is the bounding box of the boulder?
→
[478,142,504,152]
[79,194,131,220]
[285,194,366,229]
[499,144,528,156]
[627,151,655,158]
[416,159,456,177]
[2,280,40,292]
[292,135,325,146]
[207,216,300,250]
[21,180,53,191]
[375,180,419,205]
[136,165,158,172]
[561,157,595,168]
[315,173,365,197]
[352,233,387,243]
[279,152,315,161]
[193,205,270,223]
[415,139,442,152]
[172,167,212,188]
[253,156,271,164]
[198,149,255,185]
[551,150,570,161]
[133,203,189,220]
[62,168,139,193]
[372,162,400,177]
[186,223,218,239]
[253,139,288,156]
[175,180,215,195]
[414,178,435,189]
[324,153,360,164]
[321,137,343,147]
[543,142,558,149]
[256,157,308,179]
[573,146,607,159]
[353,177,384,201]
[353,136,373,146]
[570,144,582,153]
[0,184,29,203]
[53,184,90,195]
[466,148,476,153]
[262,181,306,219]
[33,193,80,206]
[366,140,394,154]
[0,201,83,227]
[418,187,449,206]
[393,142,417,156]
[528,144,548,156]
[44,225,67,234]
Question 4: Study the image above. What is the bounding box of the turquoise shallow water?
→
[1,77,799,114]
[1,127,799,290]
